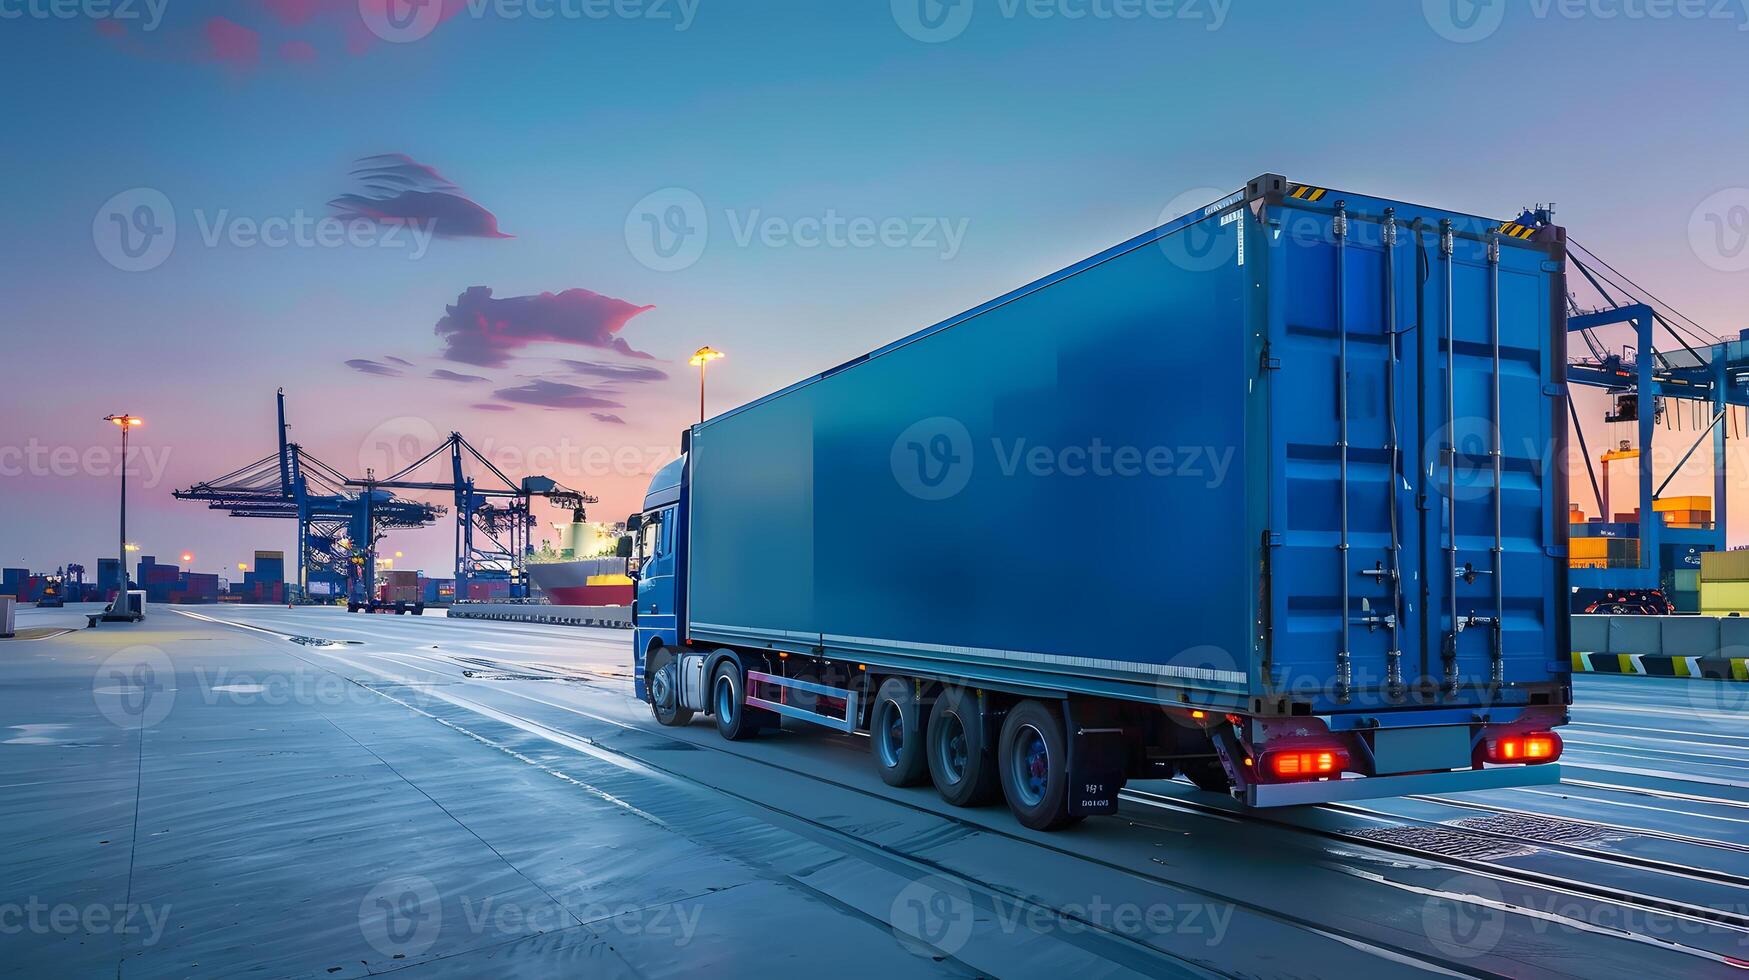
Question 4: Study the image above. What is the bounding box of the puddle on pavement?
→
[6,724,73,745]
[287,636,363,649]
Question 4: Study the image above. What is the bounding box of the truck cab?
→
[631,454,686,701]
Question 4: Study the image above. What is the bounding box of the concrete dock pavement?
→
[0,609,981,978]
[3,605,1748,978]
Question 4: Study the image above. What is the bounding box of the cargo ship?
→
[527,518,634,605]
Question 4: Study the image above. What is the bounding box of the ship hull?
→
[525,558,633,606]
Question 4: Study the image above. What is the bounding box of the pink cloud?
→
[331,153,511,239]
[280,39,319,62]
[436,287,655,368]
[206,17,262,66]
[261,0,325,27]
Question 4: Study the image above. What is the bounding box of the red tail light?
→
[1261,747,1348,781]
[1484,731,1563,765]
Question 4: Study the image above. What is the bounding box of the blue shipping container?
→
[678,173,1569,722]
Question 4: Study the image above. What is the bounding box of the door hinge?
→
[1260,344,1281,371]
[1265,531,1285,547]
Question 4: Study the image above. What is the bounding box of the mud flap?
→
[1063,701,1126,817]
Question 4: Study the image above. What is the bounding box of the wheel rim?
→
[876,698,905,768]
[1009,724,1049,807]
[650,662,676,715]
[715,675,736,725]
[935,712,968,785]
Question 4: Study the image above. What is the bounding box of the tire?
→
[870,678,930,787]
[646,647,694,728]
[712,662,762,741]
[1180,758,1232,793]
[997,700,1081,831]
[926,687,1001,807]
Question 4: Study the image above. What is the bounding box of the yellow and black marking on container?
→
[1497,221,1538,240]
[1288,185,1329,203]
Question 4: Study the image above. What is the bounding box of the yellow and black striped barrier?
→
[1571,650,1749,680]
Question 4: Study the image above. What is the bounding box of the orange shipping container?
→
[1654,495,1712,513]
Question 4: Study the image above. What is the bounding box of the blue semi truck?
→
[629,173,1570,830]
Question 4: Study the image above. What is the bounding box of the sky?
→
[3,0,1749,579]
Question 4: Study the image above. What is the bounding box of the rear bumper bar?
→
[1244,764,1560,807]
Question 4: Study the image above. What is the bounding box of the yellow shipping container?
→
[1701,579,1749,615]
[1569,538,1609,559]
[1654,495,1712,513]
[1660,510,1710,525]
[1701,550,1749,582]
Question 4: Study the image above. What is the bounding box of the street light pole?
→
[104,414,142,597]
[688,346,724,425]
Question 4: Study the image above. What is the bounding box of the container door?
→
[1421,223,1564,701]
[1268,202,1422,709]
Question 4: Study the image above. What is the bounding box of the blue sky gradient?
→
[4,0,1748,576]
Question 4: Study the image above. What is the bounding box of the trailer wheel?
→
[646,648,694,728]
[712,662,762,741]
[1180,758,1231,793]
[871,678,930,787]
[997,700,1081,831]
[927,687,1000,807]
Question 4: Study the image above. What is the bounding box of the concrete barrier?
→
[1572,614,1749,679]
[448,602,632,629]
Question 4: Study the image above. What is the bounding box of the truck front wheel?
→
[997,700,1081,831]
[927,687,1000,807]
[646,648,694,728]
[871,678,929,787]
